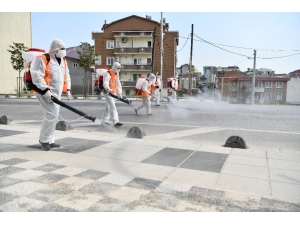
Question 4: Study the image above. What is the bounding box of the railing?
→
[121,64,151,70]
[119,81,136,87]
[114,47,152,54]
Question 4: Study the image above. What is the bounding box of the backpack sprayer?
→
[22,48,96,123]
[95,68,132,105]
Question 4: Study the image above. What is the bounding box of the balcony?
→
[114,47,152,54]
[119,81,136,87]
[255,87,264,92]
[113,31,152,37]
[121,64,151,71]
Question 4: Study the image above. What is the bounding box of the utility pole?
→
[151,27,156,73]
[189,24,194,96]
[160,12,164,92]
[251,49,257,105]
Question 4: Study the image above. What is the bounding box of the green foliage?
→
[77,42,99,75]
[7,42,28,73]
[77,42,99,98]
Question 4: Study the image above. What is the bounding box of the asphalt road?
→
[1,96,300,152]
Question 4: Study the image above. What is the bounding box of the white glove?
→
[67,91,72,101]
[118,93,122,99]
[43,90,52,102]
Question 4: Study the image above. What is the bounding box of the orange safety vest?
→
[107,69,118,93]
[35,54,68,93]
[151,78,159,91]
[141,80,151,97]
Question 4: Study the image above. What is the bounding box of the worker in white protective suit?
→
[101,62,123,127]
[150,72,162,106]
[134,73,154,115]
[167,75,179,103]
[30,39,72,151]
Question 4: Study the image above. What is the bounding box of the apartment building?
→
[92,15,179,97]
[0,12,32,94]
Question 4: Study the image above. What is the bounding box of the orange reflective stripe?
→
[62,58,68,93]
[41,54,51,87]
[108,69,117,93]
[141,81,151,97]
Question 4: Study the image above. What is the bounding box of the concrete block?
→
[55,120,72,131]
[224,136,247,149]
[126,126,146,139]
[0,115,13,125]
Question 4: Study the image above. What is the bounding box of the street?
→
[1,96,300,152]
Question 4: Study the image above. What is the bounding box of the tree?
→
[77,42,99,98]
[7,42,28,97]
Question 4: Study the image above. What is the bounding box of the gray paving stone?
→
[75,169,109,180]
[0,177,23,188]
[0,158,29,166]
[53,140,109,154]
[259,197,300,212]
[125,177,162,191]
[32,163,66,172]
[31,173,68,184]
[36,203,79,212]
[34,185,75,197]
[79,181,120,196]
[87,197,131,212]
[141,148,194,167]
[179,151,228,173]
[0,191,14,205]
[138,192,181,211]
[0,129,27,138]
[0,166,25,177]
[184,186,225,205]
[180,158,226,173]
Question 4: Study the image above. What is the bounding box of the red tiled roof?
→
[102,15,160,30]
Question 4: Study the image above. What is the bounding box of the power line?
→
[257,52,300,59]
[175,33,300,52]
[193,34,251,59]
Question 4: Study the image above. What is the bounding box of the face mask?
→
[56,49,65,58]
[115,69,120,73]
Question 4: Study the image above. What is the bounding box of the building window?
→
[106,40,114,49]
[133,74,141,81]
[265,82,272,88]
[275,93,282,100]
[95,55,101,65]
[255,81,262,88]
[147,58,151,65]
[134,58,142,65]
[276,82,283,88]
[116,41,122,48]
[265,93,271,100]
[73,63,78,68]
[107,57,114,65]
[254,93,261,99]
[125,90,130,96]
[148,41,152,47]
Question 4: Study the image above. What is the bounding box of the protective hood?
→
[111,62,121,72]
[148,73,155,81]
[49,39,66,57]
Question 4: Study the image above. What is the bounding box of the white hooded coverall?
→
[134,78,151,114]
[150,74,161,106]
[30,39,71,144]
[102,62,122,125]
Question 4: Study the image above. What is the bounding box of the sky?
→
[4,1,300,75]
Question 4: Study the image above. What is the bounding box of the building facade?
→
[92,15,179,97]
[0,12,32,94]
